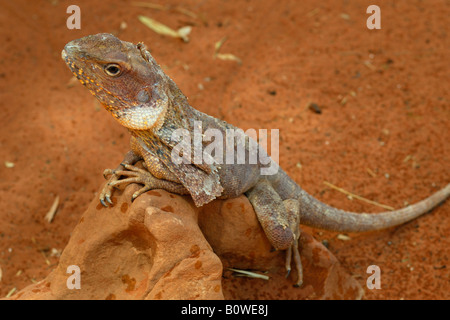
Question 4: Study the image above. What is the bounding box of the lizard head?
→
[62,33,172,131]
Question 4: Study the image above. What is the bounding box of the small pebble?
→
[308,103,322,114]
[337,234,351,241]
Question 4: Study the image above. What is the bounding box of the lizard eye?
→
[104,63,122,77]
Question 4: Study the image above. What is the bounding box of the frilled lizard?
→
[62,33,449,287]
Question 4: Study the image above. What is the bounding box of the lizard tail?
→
[297,183,450,232]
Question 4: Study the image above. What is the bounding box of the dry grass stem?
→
[323,181,395,211]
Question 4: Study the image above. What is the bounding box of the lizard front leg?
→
[101,137,189,206]
[108,163,189,201]
[100,150,142,206]
[246,179,303,286]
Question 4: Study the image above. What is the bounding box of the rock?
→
[8,184,363,300]
[9,184,223,300]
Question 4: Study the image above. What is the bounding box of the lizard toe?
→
[103,169,110,178]
[132,185,152,200]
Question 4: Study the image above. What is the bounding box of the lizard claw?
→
[285,269,291,279]
[100,167,122,207]
[100,192,114,207]
[100,198,108,207]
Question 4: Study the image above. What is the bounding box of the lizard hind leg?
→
[246,179,303,286]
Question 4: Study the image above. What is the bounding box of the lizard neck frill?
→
[130,100,224,207]
[130,97,198,164]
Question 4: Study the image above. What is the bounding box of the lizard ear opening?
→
[137,89,150,103]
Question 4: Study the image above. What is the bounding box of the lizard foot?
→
[283,198,303,287]
[284,237,303,287]
[106,163,188,202]
[99,150,143,207]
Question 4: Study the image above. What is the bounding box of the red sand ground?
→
[0,0,448,299]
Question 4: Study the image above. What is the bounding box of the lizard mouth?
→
[61,42,78,63]
[61,46,79,74]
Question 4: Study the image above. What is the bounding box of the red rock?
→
[8,184,363,300]
[9,184,223,300]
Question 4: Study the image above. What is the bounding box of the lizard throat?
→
[111,101,168,131]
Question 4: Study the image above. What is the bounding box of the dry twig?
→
[323,181,395,211]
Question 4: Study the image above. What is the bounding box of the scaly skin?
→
[62,33,450,287]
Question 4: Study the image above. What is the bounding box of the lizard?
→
[62,33,450,287]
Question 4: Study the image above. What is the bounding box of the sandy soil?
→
[0,0,448,299]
